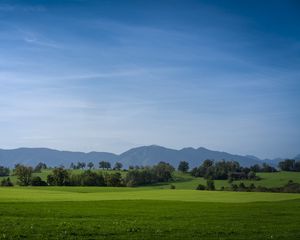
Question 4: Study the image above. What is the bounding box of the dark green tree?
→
[14,165,33,186]
[153,162,174,182]
[99,161,111,170]
[178,161,189,173]
[87,162,94,170]
[80,170,105,186]
[278,159,299,171]
[114,162,123,170]
[0,166,10,177]
[47,167,70,186]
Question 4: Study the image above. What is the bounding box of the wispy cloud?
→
[0,3,46,12]
[19,30,61,49]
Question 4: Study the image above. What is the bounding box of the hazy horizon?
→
[1,0,299,159]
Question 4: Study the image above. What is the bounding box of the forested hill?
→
[0,145,297,168]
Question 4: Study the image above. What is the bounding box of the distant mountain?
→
[3,146,297,168]
[0,148,117,168]
[119,145,262,168]
[0,145,270,168]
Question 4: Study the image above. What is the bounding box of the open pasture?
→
[1,187,300,203]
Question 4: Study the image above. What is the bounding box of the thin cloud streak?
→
[0,3,46,12]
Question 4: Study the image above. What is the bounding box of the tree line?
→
[69,161,123,170]
[195,179,300,193]
[190,160,261,181]
[3,161,174,187]
[1,158,300,188]
[278,159,300,171]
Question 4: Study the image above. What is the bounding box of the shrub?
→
[196,184,206,190]
[31,176,47,186]
[206,180,215,190]
[1,177,13,187]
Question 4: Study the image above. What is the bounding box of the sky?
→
[0,0,299,159]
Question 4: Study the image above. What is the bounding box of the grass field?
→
[0,200,300,240]
[0,187,300,239]
[1,171,300,239]
[1,187,300,202]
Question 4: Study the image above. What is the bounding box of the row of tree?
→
[190,160,260,181]
[278,159,300,172]
[194,179,300,194]
[125,162,175,187]
[69,161,123,170]
[1,158,299,175]
[249,163,277,172]
[46,168,123,187]
[10,162,174,187]
[226,181,300,193]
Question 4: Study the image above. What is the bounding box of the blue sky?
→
[0,0,299,158]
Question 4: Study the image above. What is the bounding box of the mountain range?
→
[0,145,297,168]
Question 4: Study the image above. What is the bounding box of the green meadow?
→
[0,188,300,239]
[1,187,300,202]
[1,171,300,239]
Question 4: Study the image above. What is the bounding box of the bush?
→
[170,184,176,189]
[1,177,13,187]
[196,184,206,190]
[31,176,47,186]
[206,180,215,190]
